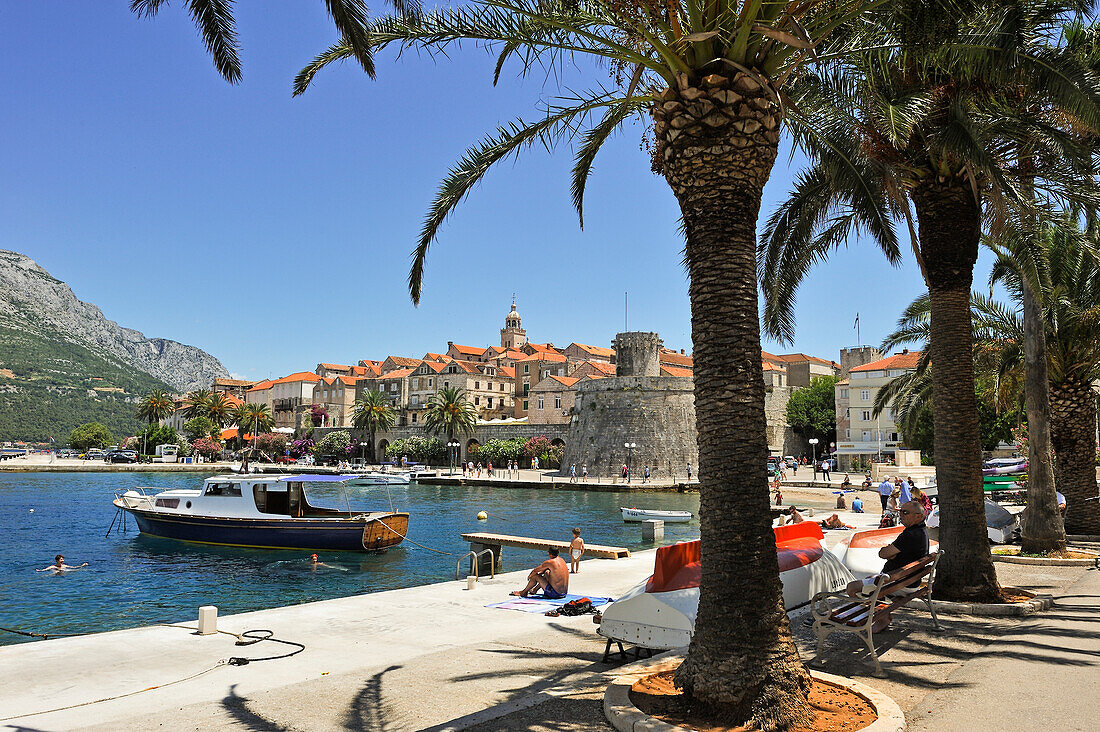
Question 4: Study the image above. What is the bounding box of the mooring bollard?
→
[642,519,664,542]
[197,605,218,635]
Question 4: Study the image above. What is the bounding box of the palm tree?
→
[233,402,275,467]
[136,389,176,456]
[989,216,1100,535]
[205,392,235,428]
[352,390,396,463]
[760,1,1098,601]
[183,388,212,420]
[294,1,879,722]
[127,0,399,84]
[423,386,478,443]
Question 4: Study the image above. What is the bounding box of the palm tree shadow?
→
[342,664,404,731]
[220,684,290,732]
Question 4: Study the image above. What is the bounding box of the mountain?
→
[0,250,229,442]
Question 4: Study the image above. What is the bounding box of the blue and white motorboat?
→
[112,474,408,551]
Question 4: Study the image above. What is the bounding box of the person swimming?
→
[306,553,347,572]
[36,554,87,574]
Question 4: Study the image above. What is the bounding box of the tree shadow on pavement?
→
[341,664,406,731]
[220,684,290,732]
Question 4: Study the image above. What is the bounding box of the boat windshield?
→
[204,481,242,497]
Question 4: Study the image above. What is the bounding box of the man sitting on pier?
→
[511,547,569,599]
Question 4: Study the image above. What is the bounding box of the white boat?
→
[830,526,941,577]
[620,507,693,523]
[111,474,408,552]
[597,523,854,651]
[352,472,412,486]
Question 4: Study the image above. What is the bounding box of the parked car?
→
[104,449,138,464]
[84,449,106,460]
[766,457,778,477]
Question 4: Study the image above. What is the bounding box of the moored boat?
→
[112,474,408,552]
[620,507,693,523]
[596,523,853,651]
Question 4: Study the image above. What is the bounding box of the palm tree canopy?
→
[205,392,235,427]
[759,0,1100,341]
[424,386,478,439]
[294,0,882,302]
[235,402,275,436]
[136,389,176,424]
[129,0,417,83]
[352,390,397,434]
[183,388,213,420]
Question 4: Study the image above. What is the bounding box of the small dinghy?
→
[620,507,693,523]
[597,523,853,651]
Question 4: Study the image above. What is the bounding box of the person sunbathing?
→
[511,547,569,599]
[819,514,855,530]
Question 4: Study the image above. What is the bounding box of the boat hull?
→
[620,508,692,523]
[124,508,409,551]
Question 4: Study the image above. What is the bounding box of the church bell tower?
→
[500,297,527,349]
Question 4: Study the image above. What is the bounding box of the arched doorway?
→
[549,438,565,469]
[466,439,481,462]
[377,439,389,464]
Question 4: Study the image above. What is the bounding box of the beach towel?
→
[486,593,613,614]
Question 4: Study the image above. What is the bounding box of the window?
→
[523,400,529,410]
[889,408,898,420]
[862,430,871,441]
[499,383,505,391]
[840,388,849,399]
[846,408,850,418]
[411,395,419,405]
[443,381,449,387]
[861,410,871,421]
[537,396,544,409]
[488,397,494,408]
[428,378,433,387]
[860,389,870,402]
[845,429,851,438]
[523,383,529,396]
[554,396,561,409]
[474,381,480,390]
[390,383,397,392]
[474,397,480,405]
[411,413,417,423]
[524,364,529,374]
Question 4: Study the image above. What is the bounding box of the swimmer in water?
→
[307,553,347,572]
[36,554,87,573]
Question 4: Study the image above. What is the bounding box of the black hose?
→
[226,629,305,664]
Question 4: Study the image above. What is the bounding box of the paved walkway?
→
[906,566,1100,731]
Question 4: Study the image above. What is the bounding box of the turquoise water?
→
[0,472,706,645]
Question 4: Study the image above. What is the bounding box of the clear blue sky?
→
[1,3,999,380]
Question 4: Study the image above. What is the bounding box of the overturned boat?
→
[597,523,853,651]
[830,525,941,577]
[112,474,408,552]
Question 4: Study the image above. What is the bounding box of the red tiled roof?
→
[850,351,922,373]
[659,351,694,367]
[418,361,447,373]
[247,380,275,392]
[544,375,579,388]
[274,371,320,384]
[449,343,486,355]
[385,356,421,367]
[498,366,515,378]
[661,365,694,378]
[775,353,840,368]
[379,368,415,380]
[583,361,617,375]
[570,343,615,358]
[762,361,786,372]
[519,351,567,363]
[422,352,448,362]
[319,363,351,371]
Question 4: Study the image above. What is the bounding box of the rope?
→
[0,625,305,722]
[372,517,456,555]
[0,626,87,640]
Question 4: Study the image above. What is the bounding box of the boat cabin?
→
[140,475,356,520]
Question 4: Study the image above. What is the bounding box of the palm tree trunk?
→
[656,72,811,729]
[1019,284,1066,552]
[911,177,1001,603]
[1050,376,1100,534]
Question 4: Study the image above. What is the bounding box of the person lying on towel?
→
[511,547,569,599]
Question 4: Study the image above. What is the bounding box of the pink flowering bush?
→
[192,437,222,460]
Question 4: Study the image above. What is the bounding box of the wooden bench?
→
[460,532,630,574]
[810,553,941,676]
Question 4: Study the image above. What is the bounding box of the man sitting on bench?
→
[846,500,930,629]
[511,547,569,599]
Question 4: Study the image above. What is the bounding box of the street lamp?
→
[808,438,819,483]
[448,440,460,476]
[624,442,637,483]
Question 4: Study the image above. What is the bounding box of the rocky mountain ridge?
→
[0,249,228,392]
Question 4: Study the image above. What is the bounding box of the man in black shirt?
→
[881,501,930,572]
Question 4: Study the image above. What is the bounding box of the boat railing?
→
[456,549,497,581]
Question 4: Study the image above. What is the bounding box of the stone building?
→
[213,377,259,399]
[528,374,581,424]
[312,375,360,427]
[835,350,919,469]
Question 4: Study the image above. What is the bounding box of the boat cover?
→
[278,474,361,482]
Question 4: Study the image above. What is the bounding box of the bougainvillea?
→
[192,437,222,460]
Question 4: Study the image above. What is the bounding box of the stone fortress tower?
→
[559,331,698,480]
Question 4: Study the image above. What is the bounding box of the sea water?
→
[0,471,713,645]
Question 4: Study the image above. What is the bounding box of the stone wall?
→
[559,375,697,480]
[311,422,568,463]
[612,332,662,377]
[763,385,803,456]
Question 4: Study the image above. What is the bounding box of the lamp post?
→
[448,440,460,476]
[624,442,637,483]
[808,438,819,484]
